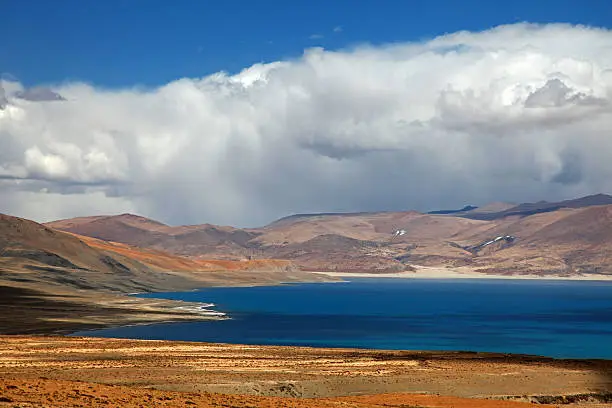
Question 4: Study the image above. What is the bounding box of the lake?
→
[73,278,612,359]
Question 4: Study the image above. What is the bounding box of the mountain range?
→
[42,193,612,277]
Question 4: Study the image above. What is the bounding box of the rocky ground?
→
[0,377,592,408]
[0,336,611,407]
[1,377,581,408]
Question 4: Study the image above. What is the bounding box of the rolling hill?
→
[47,213,261,260]
[0,213,168,293]
[45,194,612,276]
[0,213,334,335]
[0,213,314,294]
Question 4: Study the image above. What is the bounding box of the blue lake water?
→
[74,279,612,359]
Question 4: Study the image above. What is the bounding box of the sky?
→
[1,1,612,226]
[3,0,611,87]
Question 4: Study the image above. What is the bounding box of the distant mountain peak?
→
[97,213,169,227]
[115,213,155,220]
[584,193,612,199]
[462,193,612,221]
[428,205,478,215]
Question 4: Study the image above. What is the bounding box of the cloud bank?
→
[1,23,612,226]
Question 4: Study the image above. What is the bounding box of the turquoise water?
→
[74,279,612,359]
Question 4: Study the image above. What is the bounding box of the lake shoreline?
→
[0,270,338,336]
[316,265,612,281]
[75,277,612,361]
[4,267,611,356]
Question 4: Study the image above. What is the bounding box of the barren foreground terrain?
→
[1,336,611,407]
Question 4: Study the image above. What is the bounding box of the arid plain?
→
[1,336,611,407]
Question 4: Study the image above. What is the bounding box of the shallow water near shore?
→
[74,278,612,359]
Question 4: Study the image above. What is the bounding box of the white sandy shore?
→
[316,265,612,281]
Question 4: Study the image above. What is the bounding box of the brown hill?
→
[1,213,333,335]
[253,211,488,271]
[46,214,174,248]
[44,194,612,276]
[256,198,612,275]
[48,211,484,272]
[47,214,261,259]
[482,205,612,275]
[71,233,292,273]
[1,213,304,294]
[0,213,168,293]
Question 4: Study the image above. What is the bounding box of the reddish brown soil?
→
[0,377,558,408]
[78,232,296,272]
[0,336,610,407]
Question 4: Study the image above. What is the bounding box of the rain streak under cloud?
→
[1,23,612,227]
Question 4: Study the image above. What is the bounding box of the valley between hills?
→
[2,193,612,407]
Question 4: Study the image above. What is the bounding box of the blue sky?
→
[3,0,611,88]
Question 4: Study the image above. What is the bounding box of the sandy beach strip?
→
[316,265,612,281]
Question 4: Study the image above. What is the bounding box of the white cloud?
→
[333,26,343,33]
[1,23,612,227]
[309,34,324,40]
